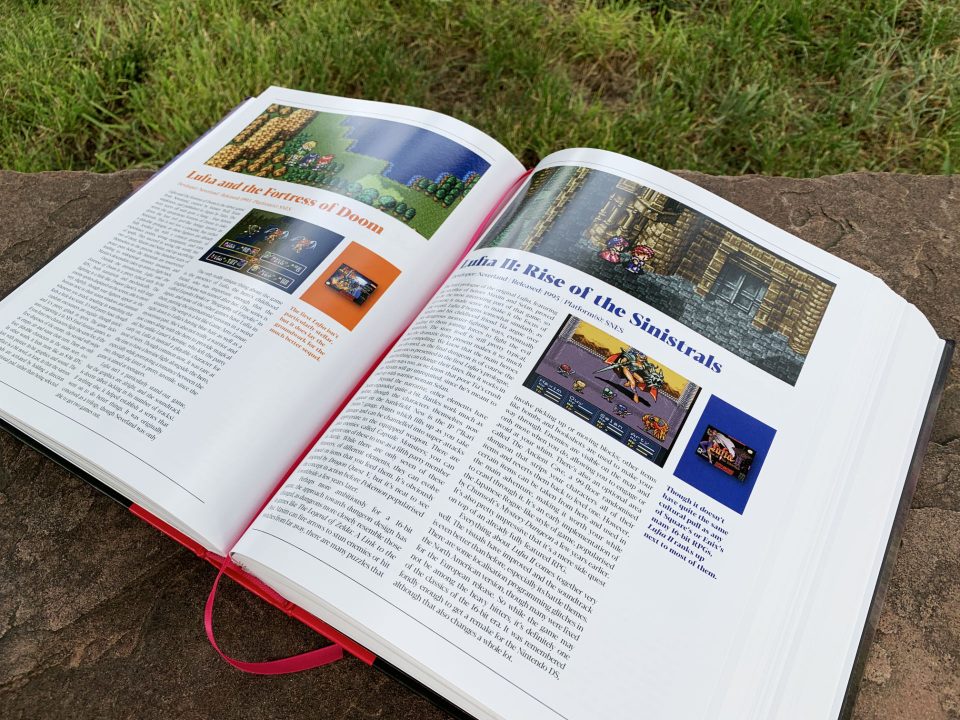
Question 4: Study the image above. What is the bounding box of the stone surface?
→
[0,169,957,719]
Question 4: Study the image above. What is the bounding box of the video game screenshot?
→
[482,165,836,385]
[206,104,491,240]
[524,315,701,466]
[200,209,343,293]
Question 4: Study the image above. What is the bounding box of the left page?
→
[0,86,524,554]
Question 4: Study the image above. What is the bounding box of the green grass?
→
[2,0,959,175]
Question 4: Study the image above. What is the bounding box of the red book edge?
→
[130,168,533,672]
[130,502,376,664]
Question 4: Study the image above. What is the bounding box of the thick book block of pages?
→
[0,87,952,720]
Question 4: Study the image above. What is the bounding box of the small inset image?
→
[325,263,378,305]
[300,242,400,330]
[674,396,776,514]
[695,425,755,481]
[200,209,343,294]
[523,315,701,467]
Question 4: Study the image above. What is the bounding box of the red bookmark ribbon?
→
[204,558,344,674]
[202,168,534,674]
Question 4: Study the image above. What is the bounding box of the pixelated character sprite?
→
[286,141,317,167]
[624,244,656,274]
[641,414,669,442]
[594,347,665,404]
[314,154,335,169]
[614,403,632,418]
[292,236,317,254]
[599,236,630,263]
[299,153,320,168]
[264,228,289,247]
[557,363,573,377]
[237,223,261,241]
[572,379,587,394]
[601,387,615,403]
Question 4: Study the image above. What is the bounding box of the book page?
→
[232,149,944,719]
[0,87,523,554]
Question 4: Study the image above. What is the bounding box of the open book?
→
[0,87,951,720]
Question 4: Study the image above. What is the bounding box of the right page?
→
[232,149,946,720]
